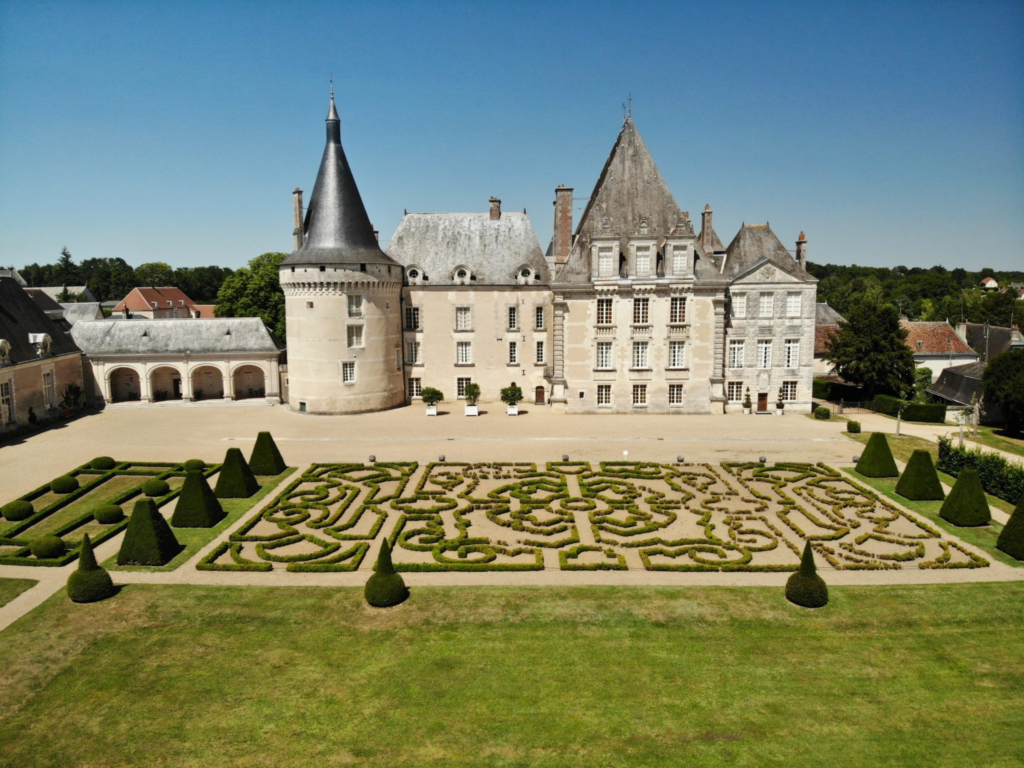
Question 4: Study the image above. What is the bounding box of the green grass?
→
[968,426,1024,459]
[1,583,1023,766]
[0,578,36,608]
[104,468,296,572]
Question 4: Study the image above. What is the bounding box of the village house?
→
[112,287,215,319]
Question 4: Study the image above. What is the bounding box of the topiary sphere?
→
[785,572,829,608]
[364,572,410,608]
[51,475,80,494]
[67,569,115,603]
[142,478,170,497]
[94,504,125,524]
[91,456,116,470]
[183,459,205,471]
[31,535,66,559]
[2,499,34,521]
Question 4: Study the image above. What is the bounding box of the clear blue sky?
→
[2,0,1022,272]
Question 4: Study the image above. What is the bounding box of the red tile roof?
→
[192,304,217,318]
[814,325,839,356]
[113,287,198,313]
[901,320,975,355]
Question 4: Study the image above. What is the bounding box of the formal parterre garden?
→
[197,460,990,574]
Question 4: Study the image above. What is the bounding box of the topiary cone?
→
[117,498,181,566]
[785,541,829,608]
[895,450,945,501]
[939,469,991,527]
[997,495,1024,561]
[171,470,224,528]
[67,534,116,603]
[248,432,286,476]
[855,433,899,478]
[214,448,260,498]
[364,540,409,608]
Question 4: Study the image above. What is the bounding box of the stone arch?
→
[149,364,185,401]
[107,366,143,403]
[190,365,224,401]
[231,364,266,400]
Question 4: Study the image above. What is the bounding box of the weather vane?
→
[330,72,334,99]
[622,92,632,122]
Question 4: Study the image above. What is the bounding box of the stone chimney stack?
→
[489,197,501,221]
[292,188,304,251]
[700,204,713,253]
[553,185,574,264]
[796,231,807,269]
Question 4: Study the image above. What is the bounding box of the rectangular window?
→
[535,306,545,330]
[732,293,747,319]
[347,325,363,348]
[597,384,612,406]
[348,294,363,318]
[632,341,649,369]
[404,306,420,330]
[406,341,420,364]
[508,306,518,330]
[455,306,472,331]
[408,378,422,398]
[597,298,613,325]
[759,292,774,319]
[456,341,473,365]
[535,340,545,364]
[757,340,772,369]
[635,245,651,276]
[727,382,744,401]
[782,381,797,401]
[672,246,686,275]
[632,384,648,407]
[785,339,800,368]
[395,348,401,371]
[42,371,55,408]
[668,384,684,405]
[786,292,801,318]
[729,340,745,368]
[598,247,613,277]
[633,298,649,324]
[508,341,518,365]
[596,342,612,370]
[670,297,687,323]
[342,362,356,383]
[669,341,687,368]
[457,377,472,398]
[0,380,13,423]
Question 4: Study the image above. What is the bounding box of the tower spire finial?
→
[330,72,334,100]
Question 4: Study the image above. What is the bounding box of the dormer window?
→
[635,245,651,277]
[515,266,534,285]
[452,266,471,286]
[151,302,158,308]
[406,266,425,285]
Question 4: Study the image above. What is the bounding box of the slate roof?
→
[0,268,26,286]
[901,320,976,356]
[960,322,1024,360]
[30,285,96,302]
[61,303,105,324]
[24,288,66,319]
[70,318,283,357]
[721,224,813,281]
[387,212,548,286]
[927,362,986,405]
[113,287,198,314]
[0,277,81,364]
[816,303,845,325]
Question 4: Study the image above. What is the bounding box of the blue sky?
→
[1,0,1022,271]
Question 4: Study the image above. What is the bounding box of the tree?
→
[969,289,1018,326]
[58,247,77,286]
[135,261,175,287]
[215,252,287,337]
[824,296,916,398]
[982,350,1024,436]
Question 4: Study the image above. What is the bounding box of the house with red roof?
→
[900,320,978,382]
[112,287,214,319]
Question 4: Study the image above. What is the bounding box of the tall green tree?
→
[79,257,137,302]
[57,246,77,286]
[215,252,286,337]
[824,296,916,398]
[135,261,174,287]
[982,350,1024,436]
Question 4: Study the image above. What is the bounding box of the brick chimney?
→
[489,197,501,221]
[700,204,713,253]
[553,185,573,264]
[796,231,807,269]
[292,188,304,251]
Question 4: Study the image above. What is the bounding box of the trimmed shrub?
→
[855,433,899,478]
[997,495,1024,561]
[812,378,831,400]
[937,436,1024,505]
[846,420,861,434]
[91,456,116,470]
[31,534,66,559]
[785,541,829,608]
[94,504,125,525]
[2,499,34,521]
[67,533,116,603]
[117,498,181,566]
[939,469,991,527]
[51,475,79,494]
[142,478,170,497]
[872,394,946,423]
[364,540,409,608]
[183,459,206,472]
[249,432,286,476]
[214,448,259,498]
[814,407,831,420]
[895,450,945,501]
[171,470,224,528]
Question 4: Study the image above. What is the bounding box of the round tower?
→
[280,95,404,414]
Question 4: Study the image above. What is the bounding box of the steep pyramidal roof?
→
[722,224,813,280]
[282,96,397,268]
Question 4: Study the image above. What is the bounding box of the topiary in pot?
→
[171,470,224,528]
[67,534,116,603]
[364,540,409,608]
[142,478,170,498]
[895,450,945,501]
[214,447,260,498]
[51,475,80,494]
[248,431,286,476]
[183,459,206,472]
[855,433,899,477]
[2,499,34,521]
[94,504,125,524]
[117,498,181,566]
[91,456,116,470]
[939,469,990,527]
[31,534,66,559]
[997,495,1024,560]
[785,541,829,608]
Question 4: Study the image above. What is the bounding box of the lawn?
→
[0,578,36,608]
[969,425,1024,460]
[0,583,1022,767]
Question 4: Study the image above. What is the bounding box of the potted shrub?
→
[742,387,752,415]
[775,387,785,416]
[421,387,444,416]
[59,383,84,419]
[501,384,524,416]
[463,382,481,416]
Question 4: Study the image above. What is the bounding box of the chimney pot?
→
[489,197,501,220]
[796,232,808,269]
[553,185,574,264]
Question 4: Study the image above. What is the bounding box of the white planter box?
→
[426,404,438,416]
[776,408,785,416]
[465,404,479,417]
[743,406,752,415]
[507,403,519,416]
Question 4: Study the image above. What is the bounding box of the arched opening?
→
[149,365,183,401]
[191,366,224,401]
[232,365,266,400]
[108,367,141,403]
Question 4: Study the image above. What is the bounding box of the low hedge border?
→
[937,436,1024,504]
[559,544,628,571]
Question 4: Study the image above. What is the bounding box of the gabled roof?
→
[24,288,66,318]
[721,224,813,282]
[387,211,548,286]
[61,303,105,324]
[26,285,96,302]
[927,362,986,405]
[113,287,199,314]
[901,320,976,356]
[70,318,283,356]
[816,303,845,325]
[0,277,81,364]
[282,96,397,269]
[960,322,1024,359]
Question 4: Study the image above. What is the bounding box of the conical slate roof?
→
[282,96,397,268]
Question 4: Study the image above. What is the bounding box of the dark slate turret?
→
[282,95,398,268]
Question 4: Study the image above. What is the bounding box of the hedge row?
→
[813,378,863,402]
[872,394,947,423]
[937,437,1024,504]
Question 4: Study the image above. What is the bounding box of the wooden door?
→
[535,386,545,405]
[757,392,768,412]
